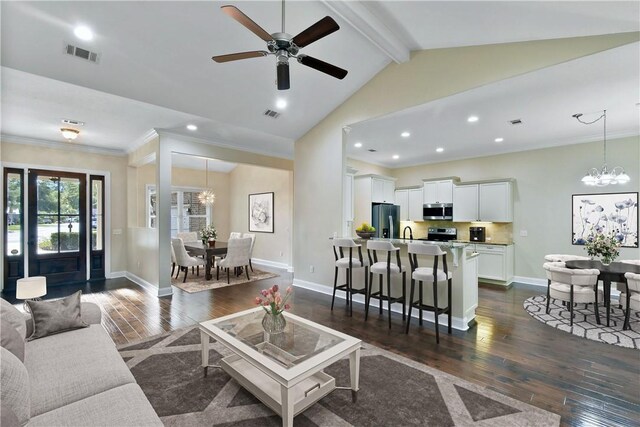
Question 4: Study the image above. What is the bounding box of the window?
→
[147,186,211,237]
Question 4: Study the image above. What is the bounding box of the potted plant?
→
[200,225,218,247]
[355,223,376,239]
[584,232,621,265]
[255,285,293,334]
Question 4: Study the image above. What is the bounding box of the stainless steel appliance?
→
[418,227,457,242]
[423,203,453,221]
[469,226,486,242]
[372,204,400,239]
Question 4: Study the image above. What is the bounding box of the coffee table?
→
[199,307,361,427]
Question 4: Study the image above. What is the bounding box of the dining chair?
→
[171,238,207,283]
[406,242,452,343]
[620,259,640,266]
[332,238,369,317]
[171,243,177,277]
[543,262,601,326]
[366,240,406,329]
[229,232,242,240]
[217,237,252,284]
[544,254,591,262]
[621,272,640,330]
[242,233,256,271]
[177,232,198,243]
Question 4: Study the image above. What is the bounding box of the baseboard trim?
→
[292,278,473,331]
[513,276,547,288]
[108,271,127,279]
[251,258,292,272]
[125,272,163,296]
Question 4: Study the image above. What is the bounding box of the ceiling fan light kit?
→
[212,1,348,90]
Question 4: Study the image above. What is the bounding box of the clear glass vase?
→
[262,312,286,334]
[601,256,614,266]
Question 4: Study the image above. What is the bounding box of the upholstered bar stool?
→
[543,262,601,326]
[544,254,591,262]
[406,243,452,343]
[332,238,369,316]
[621,272,640,330]
[365,240,406,328]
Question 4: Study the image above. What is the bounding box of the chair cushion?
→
[412,268,452,282]
[27,384,162,427]
[370,262,405,274]
[619,293,640,311]
[549,282,602,304]
[336,257,368,268]
[1,299,26,340]
[181,256,207,268]
[0,347,30,425]
[25,325,136,416]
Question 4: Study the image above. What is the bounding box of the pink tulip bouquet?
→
[255,285,293,315]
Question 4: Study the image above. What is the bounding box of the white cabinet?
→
[476,244,514,284]
[354,175,397,227]
[423,180,453,204]
[479,182,513,222]
[383,180,395,203]
[395,190,409,220]
[372,178,395,203]
[452,184,479,222]
[408,189,423,221]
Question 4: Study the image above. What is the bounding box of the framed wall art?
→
[572,192,638,248]
[249,192,274,233]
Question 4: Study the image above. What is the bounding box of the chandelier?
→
[198,159,216,205]
[573,109,630,187]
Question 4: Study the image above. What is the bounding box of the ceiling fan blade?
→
[292,16,339,48]
[221,5,273,42]
[297,55,348,80]
[212,51,268,63]
[277,62,290,90]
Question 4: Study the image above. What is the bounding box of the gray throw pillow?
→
[1,298,26,339]
[0,322,25,362]
[26,291,89,341]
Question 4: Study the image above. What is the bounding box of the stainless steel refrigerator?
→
[372,204,400,239]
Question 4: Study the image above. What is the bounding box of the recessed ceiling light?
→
[436,147,444,153]
[467,116,479,123]
[401,131,410,138]
[74,25,93,41]
[276,98,287,109]
[60,128,80,140]
[494,137,504,143]
[354,142,362,148]
[392,154,400,160]
[186,124,198,131]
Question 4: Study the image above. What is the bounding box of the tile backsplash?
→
[400,220,513,243]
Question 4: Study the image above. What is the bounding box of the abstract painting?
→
[249,192,274,233]
[572,192,638,247]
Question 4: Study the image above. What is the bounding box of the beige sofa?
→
[1,298,162,426]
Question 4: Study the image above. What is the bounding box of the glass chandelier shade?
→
[199,159,216,205]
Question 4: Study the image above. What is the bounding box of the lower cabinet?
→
[475,244,514,285]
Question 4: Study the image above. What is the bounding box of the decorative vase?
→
[208,239,216,248]
[262,312,286,334]
[601,256,614,266]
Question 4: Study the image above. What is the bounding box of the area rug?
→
[171,269,278,293]
[523,295,640,349]
[118,326,560,426]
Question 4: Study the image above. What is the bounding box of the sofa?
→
[1,298,162,426]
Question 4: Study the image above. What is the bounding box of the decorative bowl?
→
[356,231,375,239]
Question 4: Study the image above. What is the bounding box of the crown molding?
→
[0,134,126,157]
[126,129,160,154]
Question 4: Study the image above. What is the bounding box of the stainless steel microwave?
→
[423,203,453,221]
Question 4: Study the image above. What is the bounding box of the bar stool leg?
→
[418,280,423,326]
[447,278,452,334]
[365,271,373,321]
[387,270,392,329]
[331,267,338,310]
[349,267,354,317]
[406,277,416,334]
[433,280,440,344]
[364,267,369,318]
[569,287,574,327]
[379,275,383,315]
[401,272,406,321]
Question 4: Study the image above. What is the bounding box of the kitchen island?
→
[338,238,479,331]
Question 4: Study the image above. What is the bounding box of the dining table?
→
[184,241,228,280]
[565,260,640,328]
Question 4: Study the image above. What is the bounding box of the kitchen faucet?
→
[403,226,413,240]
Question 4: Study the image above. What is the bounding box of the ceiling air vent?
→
[263,109,281,119]
[61,119,85,126]
[509,119,523,125]
[65,43,99,63]
[367,149,377,152]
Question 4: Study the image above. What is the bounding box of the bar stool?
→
[406,243,452,343]
[365,240,406,328]
[332,238,369,316]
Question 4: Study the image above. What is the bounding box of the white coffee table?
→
[200,307,361,427]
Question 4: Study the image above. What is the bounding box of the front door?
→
[28,169,87,285]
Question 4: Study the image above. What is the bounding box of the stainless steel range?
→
[419,227,457,242]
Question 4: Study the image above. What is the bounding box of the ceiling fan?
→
[212,0,348,90]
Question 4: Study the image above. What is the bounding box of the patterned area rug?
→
[118,326,560,426]
[171,269,278,293]
[523,295,640,349]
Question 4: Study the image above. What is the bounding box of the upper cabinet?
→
[452,184,479,222]
[394,190,409,220]
[452,180,513,222]
[395,188,423,221]
[423,179,454,204]
[354,175,397,227]
[371,177,395,203]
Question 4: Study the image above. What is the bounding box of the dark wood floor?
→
[5,270,639,426]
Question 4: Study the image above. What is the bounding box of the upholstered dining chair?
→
[171,238,207,283]
[406,243,452,343]
[621,272,640,330]
[543,262,601,326]
[544,254,591,262]
[218,237,252,284]
[242,233,256,271]
[229,232,242,240]
[620,259,640,266]
[177,232,199,243]
[332,238,369,317]
[366,240,406,329]
[171,243,177,277]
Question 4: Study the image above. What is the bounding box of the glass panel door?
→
[3,169,24,290]
[89,176,105,279]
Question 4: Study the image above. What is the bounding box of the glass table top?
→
[211,310,346,369]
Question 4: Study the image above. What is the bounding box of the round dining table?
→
[565,260,640,328]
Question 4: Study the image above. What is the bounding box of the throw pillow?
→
[0,298,26,339]
[26,291,89,341]
[0,322,25,362]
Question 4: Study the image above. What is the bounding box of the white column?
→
[156,136,173,297]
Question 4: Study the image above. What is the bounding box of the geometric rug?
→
[523,295,640,350]
[118,326,560,426]
[171,269,278,293]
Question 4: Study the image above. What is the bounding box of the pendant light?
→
[198,159,216,205]
[574,109,630,187]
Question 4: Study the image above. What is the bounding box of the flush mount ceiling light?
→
[467,116,479,123]
[354,142,362,148]
[186,124,198,131]
[494,137,504,143]
[198,159,216,205]
[276,98,287,109]
[60,128,80,140]
[401,131,410,138]
[74,25,93,41]
[392,154,400,159]
[573,109,630,187]
[436,147,444,153]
